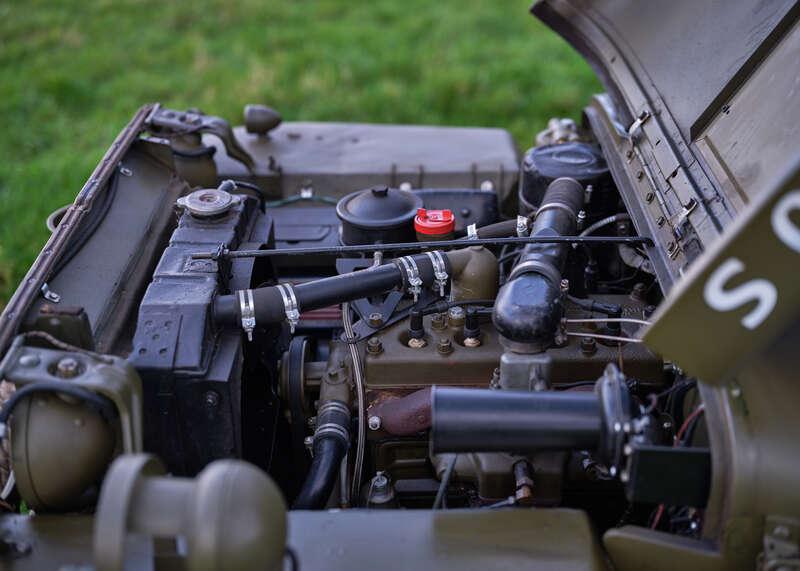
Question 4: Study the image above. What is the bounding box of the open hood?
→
[533,0,799,289]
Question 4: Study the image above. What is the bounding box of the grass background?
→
[0,0,600,305]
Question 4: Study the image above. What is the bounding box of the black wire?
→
[554,380,596,390]
[0,381,117,436]
[50,171,120,277]
[433,454,457,510]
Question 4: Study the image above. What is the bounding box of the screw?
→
[366,337,383,355]
[580,337,597,356]
[625,150,633,160]
[204,391,220,408]
[667,241,676,253]
[645,191,654,202]
[55,357,81,378]
[559,278,570,294]
[636,171,644,180]
[656,215,666,227]
[304,436,314,450]
[436,338,454,355]
[368,416,382,430]
[430,312,447,330]
[18,354,40,368]
[372,471,389,492]
[368,312,384,328]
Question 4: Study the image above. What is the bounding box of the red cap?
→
[414,208,455,236]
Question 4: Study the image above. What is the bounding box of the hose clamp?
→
[237,289,256,341]
[315,422,350,445]
[466,223,478,240]
[425,251,449,297]
[397,256,422,302]
[534,202,576,221]
[276,283,300,333]
[516,215,529,237]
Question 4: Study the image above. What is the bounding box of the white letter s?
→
[703,258,777,330]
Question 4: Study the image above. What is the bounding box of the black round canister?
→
[519,143,615,215]
[336,186,423,245]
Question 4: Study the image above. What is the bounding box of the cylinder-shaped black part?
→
[431,387,602,454]
[519,142,612,214]
[493,177,584,350]
[292,437,347,509]
[336,186,423,245]
[214,252,445,327]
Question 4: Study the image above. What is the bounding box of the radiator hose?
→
[492,177,583,352]
[293,400,350,510]
[214,251,448,327]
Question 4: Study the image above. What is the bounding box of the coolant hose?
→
[293,400,350,510]
[492,177,584,351]
[214,251,450,327]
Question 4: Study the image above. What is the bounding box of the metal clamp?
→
[425,251,449,297]
[516,215,529,237]
[237,289,256,341]
[276,283,300,333]
[396,256,423,302]
[466,223,478,240]
[534,202,576,221]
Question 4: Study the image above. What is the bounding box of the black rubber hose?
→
[473,219,519,239]
[215,252,446,327]
[292,437,347,510]
[293,400,351,510]
[493,178,584,351]
[431,386,601,454]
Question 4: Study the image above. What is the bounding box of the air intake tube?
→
[492,177,583,352]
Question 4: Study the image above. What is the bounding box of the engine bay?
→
[0,104,709,535]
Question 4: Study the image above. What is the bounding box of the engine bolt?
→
[204,391,220,408]
[447,306,466,327]
[366,337,383,355]
[645,191,655,203]
[55,357,81,378]
[559,278,570,295]
[368,416,382,431]
[437,338,454,355]
[407,337,427,349]
[368,312,384,328]
[580,337,597,356]
[430,312,447,330]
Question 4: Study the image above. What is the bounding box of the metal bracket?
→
[396,256,423,303]
[40,283,61,303]
[466,223,478,240]
[425,251,449,297]
[237,289,256,341]
[276,283,300,333]
[627,110,651,142]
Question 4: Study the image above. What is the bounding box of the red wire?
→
[650,405,705,529]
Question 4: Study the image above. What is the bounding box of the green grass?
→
[0,0,600,304]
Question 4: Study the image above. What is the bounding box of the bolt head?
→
[204,391,220,408]
[580,337,597,356]
[55,357,81,378]
[366,337,383,355]
[436,338,454,355]
[368,416,382,430]
[367,312,384,327]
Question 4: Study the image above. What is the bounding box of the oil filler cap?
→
[414,208,455,240]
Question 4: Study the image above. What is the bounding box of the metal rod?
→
[191,235,654,260]
[566,331,643,344]
[563,318,651,326]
